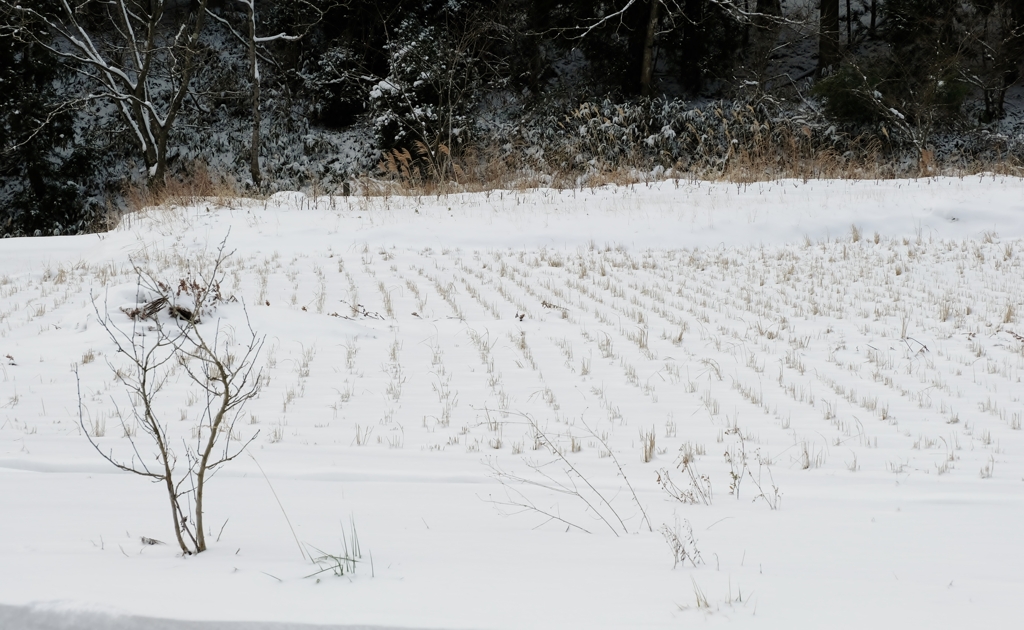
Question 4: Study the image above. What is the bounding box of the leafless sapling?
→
[78,238,264,555]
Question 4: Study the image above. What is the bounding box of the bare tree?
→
[204,2,326,187]
[78,238,264,555]
[4,0,211,185]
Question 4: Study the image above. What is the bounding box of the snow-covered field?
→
[1,177,1023,629]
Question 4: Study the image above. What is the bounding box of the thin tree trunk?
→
[640,0,659,97]
[152,0,210,186]
[750,0,782,77]
[194,367,228,554]
[743,0,750,54]
[245,1,261,187]
[818,0,841,73]
[846,0,852,46]
[148,391,192,554]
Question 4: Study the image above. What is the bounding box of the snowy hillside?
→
[2,177,1024,629]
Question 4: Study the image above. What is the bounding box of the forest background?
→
[1,0,1022,237]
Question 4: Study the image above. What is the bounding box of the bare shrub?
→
[660,516,704,569]
[77,238,264,555]
[487,410,651,536]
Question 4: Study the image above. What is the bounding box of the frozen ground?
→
[1,177,1023,629]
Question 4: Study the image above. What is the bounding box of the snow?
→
[1,177,1024,629]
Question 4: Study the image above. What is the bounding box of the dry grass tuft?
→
[123,161,245,215]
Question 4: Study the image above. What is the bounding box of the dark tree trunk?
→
[818,0,841,73]
[846,0,852,45]
[640,0,659,97]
